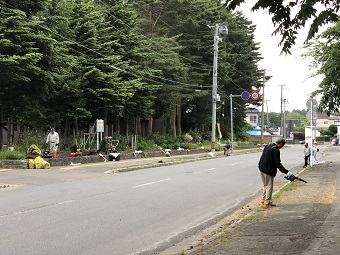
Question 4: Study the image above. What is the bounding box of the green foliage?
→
[316,136,330,142]
[236,141,255,147]
[308,20,340,114]
[0,150,26,160]
[178,250,186,255]
[0,0,264,146]
[268,112,281,128]
[17,130,46,152]
[286,110,308,132]
[320,129,334,136]
[134,140,158,151]
[149,133,186,149]
[294,126,305,132]
[328,124,337,135]
[224,0,339,54]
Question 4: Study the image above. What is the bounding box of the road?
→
[0,144,318,255]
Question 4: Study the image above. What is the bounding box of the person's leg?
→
[260,172,267,203]
[97,143,106,153]
[261,172,274,205]
[50,143,57,158]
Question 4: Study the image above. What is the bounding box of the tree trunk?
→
[176,98,181,136]
[148,116,153,136]
[172,105,176,137]
[7,117,12,146]
[74,116,79,137]
[103,108,108,137]
[126,118,129,136]
[136,117,141,135]
[65,116,70,137]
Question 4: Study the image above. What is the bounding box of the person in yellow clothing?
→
[46,128,59,158]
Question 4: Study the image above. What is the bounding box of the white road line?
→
[229,162,243,166]
[194,168,216,173]
[131,179,170,189]
[0,200,76,219]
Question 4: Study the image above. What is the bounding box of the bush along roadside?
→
[0,150,26,160]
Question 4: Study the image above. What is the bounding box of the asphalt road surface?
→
[0,144,317,255]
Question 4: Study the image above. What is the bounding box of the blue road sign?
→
[241,91,250,100]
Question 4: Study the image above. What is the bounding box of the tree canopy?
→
[0,0,265,147]
[223,0,340,54]
[307,19,340,115]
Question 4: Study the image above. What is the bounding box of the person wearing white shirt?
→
[46,128,59,158]
[312,142,319,164]
[303,142,311,168]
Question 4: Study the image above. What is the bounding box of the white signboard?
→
[96,119,104,133]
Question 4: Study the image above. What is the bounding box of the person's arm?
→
[46,133,50,144]
[272,147,289,174]
[56,133,59,145]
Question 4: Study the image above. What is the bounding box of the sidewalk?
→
[183,145,340,255]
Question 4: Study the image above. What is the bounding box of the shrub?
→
[16,129,46,153]
[0,150,26,160]
[316,136,330,142]
[329,124,337,135]
[321,129,334,136]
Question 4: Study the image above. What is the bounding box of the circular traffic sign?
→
[251,91,260,100]
[241,91,250,100]
[306,99,318,109]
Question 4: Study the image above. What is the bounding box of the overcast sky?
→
[237,2,325,113]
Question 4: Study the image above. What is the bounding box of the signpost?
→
[230,90,261,152]
[306,99,318,166]
[96,119,104,150]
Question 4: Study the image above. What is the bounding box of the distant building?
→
[305,112,340,139]
[247,125,272,143]
[245,107,260,127]
[315,112,340,129]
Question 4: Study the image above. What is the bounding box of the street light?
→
[210,24,228,155]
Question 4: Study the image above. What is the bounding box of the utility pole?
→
[278,84,286,136]
[265,99,271,127]
[260,71,266,146]
[209,24,228,155]
[283,99,288,139]
[230,94,241,153]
